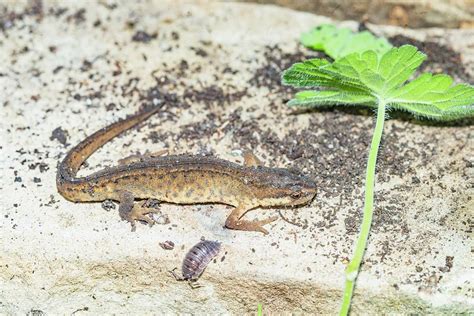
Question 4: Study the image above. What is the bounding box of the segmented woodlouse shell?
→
[182,240,221,280]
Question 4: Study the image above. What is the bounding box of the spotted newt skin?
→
[56,106,317,234]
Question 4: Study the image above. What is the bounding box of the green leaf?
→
[282,45,474,121]
[289,90,376,107]
[301,24,392,60]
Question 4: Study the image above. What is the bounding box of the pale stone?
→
[0,1,472,314]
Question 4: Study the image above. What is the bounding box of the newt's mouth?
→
[289,189,317,206]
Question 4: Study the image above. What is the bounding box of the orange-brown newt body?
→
[56,106,317,234]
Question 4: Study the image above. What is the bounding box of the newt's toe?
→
[126,205,161,230]
[225,216,278,235]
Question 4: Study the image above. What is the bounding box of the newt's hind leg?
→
[225,205,278,235]
[118,149,168,165]
[243,151,263,167]
[118,191,160,231]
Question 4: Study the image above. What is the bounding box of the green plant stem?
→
[339,99,387,316]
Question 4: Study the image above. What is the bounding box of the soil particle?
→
[145,131,167,145]
[52,66,63,74]
[80,59,93,72]
[66,8,86,24]
[101,200,116,212]
[50,127,69,146]
[28,162,49,173]
[28,0,43,17]
[132,31,158,43]
[171,31,179,40]
[49,7,68,18]
[191,47,208,57]
[26,309,45,316]
[389,35,472,83]
[438,256,454,273]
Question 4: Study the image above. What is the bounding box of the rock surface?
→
[239,0,474,28]
[1,1,473,314]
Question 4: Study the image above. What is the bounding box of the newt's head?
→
[251,167,317,207]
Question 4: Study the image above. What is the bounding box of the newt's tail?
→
[56,106,161,187]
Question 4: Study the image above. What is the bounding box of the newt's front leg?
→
[225,205,278,235]
[118,191,160,231]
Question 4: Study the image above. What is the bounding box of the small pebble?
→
[101,200,116,212]
[159,241,175,250]
[150,211,170,225]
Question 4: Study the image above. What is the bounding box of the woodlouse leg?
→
[169,269,202,289]
[225,206,278,235]
[188,281,203,289]
[243,151,263,167]
[169,268,185,281]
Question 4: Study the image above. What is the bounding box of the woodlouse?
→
[171,240,221,285]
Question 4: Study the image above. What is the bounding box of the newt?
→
[56,106,317,234]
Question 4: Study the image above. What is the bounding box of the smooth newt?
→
[56,106,317,234]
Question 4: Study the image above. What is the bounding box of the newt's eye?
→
[290,192,302,199]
